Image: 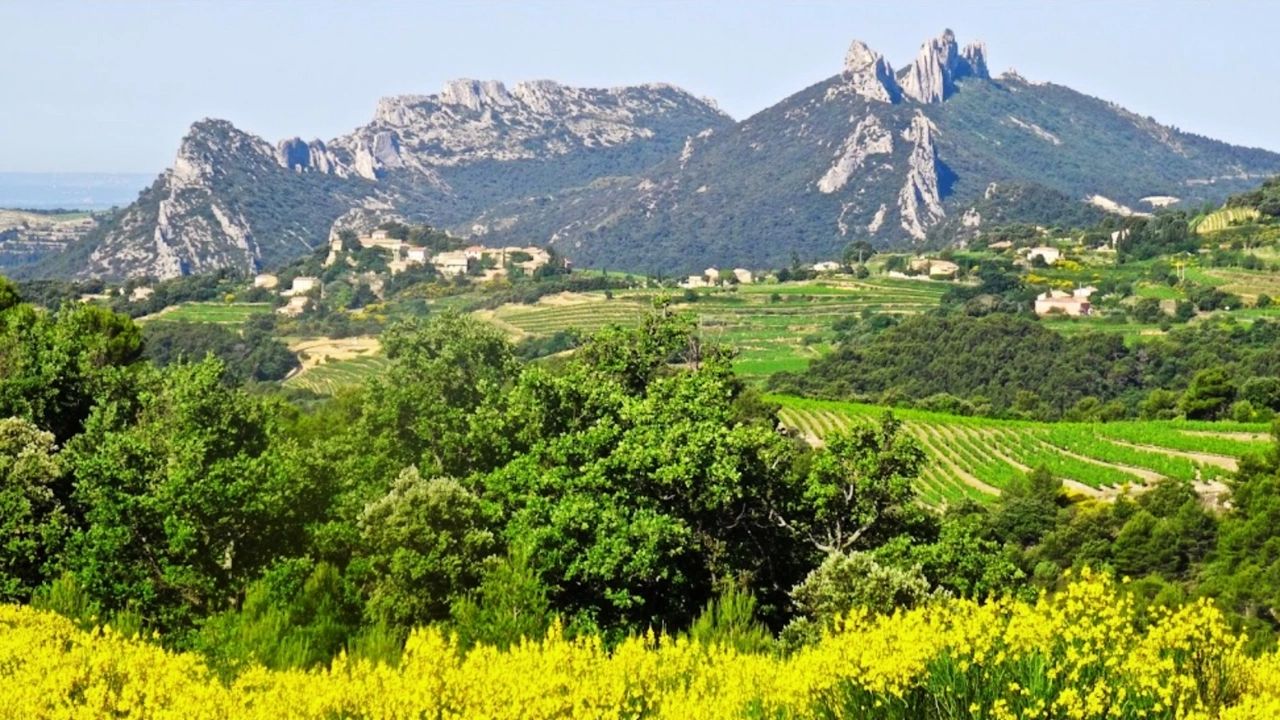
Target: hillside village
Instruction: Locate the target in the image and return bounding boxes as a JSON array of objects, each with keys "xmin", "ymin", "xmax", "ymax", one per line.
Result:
[{"xmin": 67, "ymin": 192, "xmax": 1280, "ymax": 341}]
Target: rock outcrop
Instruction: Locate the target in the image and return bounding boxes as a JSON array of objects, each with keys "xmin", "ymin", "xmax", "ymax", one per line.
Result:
[
  {"xmin": 77, "ymin": 81, "xmax": 730, "ymax": 279},
  {"xmin": 841, "ymin": 41, "xmax": 900, "ymax": 103},
  {"xmin": 898, "ymin": 29, "xmax": 987, "ymax": 104},
  {"xmin": 53, "ymin": 29, "xmax": 1280, "ymax": 280},
  {"xmin": 817, "ymin": 115, "xmax": 894, "ymax": 193},
  {"xmin": 897, "ymin": 112, "xmax": 946, "ymax": 239},
  {"xmin": 960, "ymin": 42, "xmax": 989, "ymax": 79}
]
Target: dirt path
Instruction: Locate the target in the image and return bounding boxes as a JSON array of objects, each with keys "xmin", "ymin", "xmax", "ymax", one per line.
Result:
[
  {"xmin": 973, "ymin": 428, "xmax": 1032, "ymax": 472},
  {"xmin": 1181, "ymin": 430, "xmax": 1270, "ymax": 443},
  {"xmin": 134, "ymin": 305, "xmax": 178, "ymax": 324},
  {"xmin": 472, "ymin": 308, "xmax": 530, "ymax": 339},
  {"xmin": 980, "ymin": 428, "xmax": 1143, "ymax": 501},
  {"xmin": 1106, "ymin": 439, "xmax": 1238, "ymax": 472}
]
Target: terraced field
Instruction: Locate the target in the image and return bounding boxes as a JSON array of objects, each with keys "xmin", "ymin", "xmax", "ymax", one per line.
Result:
[
  {"xmin": 487, "ymin": 297, "xmax": 650, "ymax": 335},
  {"xmin": 283, "ymin": 356, "xmax": 390, "ymax": 395},
  {"xmin": 1195, "ymin": 207, "xmax": 1261, "ymax": 234},
  {"xmin": 480, "ymin": 277, "xmax": 952, "ymax": 379},
  {"xmin": 772, "ymin": 395, "xmax": 1270, "ymax": 508},
  {"xmin": 144, "ymin": 302, "xmax": 273, "ymax": 324}
]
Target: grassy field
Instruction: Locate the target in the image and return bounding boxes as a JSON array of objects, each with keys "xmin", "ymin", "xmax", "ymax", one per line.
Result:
[
  {"xmin": 478, "ymin": 277, "xmax": 952, "ymax": 379},
  {"xmin": 770, "ymin": 395, "xmax": 1270, "ymax": 508},
  {"xmin": 145, "ymin": 302, "xmax": 273, "ymax": 325}
]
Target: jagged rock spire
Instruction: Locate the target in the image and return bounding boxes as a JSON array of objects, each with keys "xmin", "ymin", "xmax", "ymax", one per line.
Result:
[
  {"xmin": 960, "ymin": 42, "xmax": 989, "ymax": 79},
  {"xmin": 899, "ymin": 29, "xmax": 987, "ymax": 104},
  {"xmin": 842, "ymin": 40, "xmax": 901, "ymax": 103}
]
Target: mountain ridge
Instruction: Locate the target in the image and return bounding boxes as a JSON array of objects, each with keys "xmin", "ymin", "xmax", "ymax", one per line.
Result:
[{"xmin": 24, "ymin": 29, "xmax": 1280, "ymax": 279}]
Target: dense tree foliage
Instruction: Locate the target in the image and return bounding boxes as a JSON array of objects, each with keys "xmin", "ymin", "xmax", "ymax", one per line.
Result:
[
  {"xmin": 142, "ymin": 318, "xmax": 298, "ymax": 383},
  {"xmin": 776, "ymin": 312, "xmax": 1280, "ymax": 420},
  {"xmin": 8, "ymin": 274, "xmax": 1280, "ymax": 672}
]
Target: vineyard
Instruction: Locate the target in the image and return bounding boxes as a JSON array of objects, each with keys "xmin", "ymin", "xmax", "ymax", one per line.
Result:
[
  {"xmin": 284, "ymin": 356, "xmax": 390, "ymax": 395},
  {"xmin": 1194, "ymin": 206, "xmax": 1262, "ymax": 234},
  {"xmin": 772, "ymin": 395, "xmax": 1271, "ymax": 506},
  {"xmin": 482, "ymin": 278, "xmax": 951, "ymax": 378}
]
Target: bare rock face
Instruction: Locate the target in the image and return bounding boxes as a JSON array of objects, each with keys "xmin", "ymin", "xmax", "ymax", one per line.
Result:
[
  {"xmin": 276, "ymin": 137, "xmax": 340, "ymax": 174},
  {"xmin": 818, "ymin": 115, "xmax": 894, "ymax": 193},
  {"xmin": 841, "ymin": 40, "xmax": 901, "ymax": 103},
  {"xmin": 899, "ymin": 30, "xmax": 987, "ymax": 104},
  {"xmin": 88, "ymin": 119, "xmax": 272, "ymax": 277},
  {"xmin": 897, "ymin": 111, "xmax": 946, "ymax": 239},
  {"xmin": 960, "ymin": 42, "xmax": 989, "ymax": 79},
  {"xmin": 83, "ymin": 79, "xmax": 730, "ymax": 279}
]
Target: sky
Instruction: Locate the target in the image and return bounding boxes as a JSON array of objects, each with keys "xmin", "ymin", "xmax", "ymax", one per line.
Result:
[{"xmin": 3, "ymin": 0, "xmax": 1278, "ymax": 174}]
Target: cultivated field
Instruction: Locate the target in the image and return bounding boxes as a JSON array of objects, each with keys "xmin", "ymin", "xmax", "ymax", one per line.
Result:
[
  {"xmin": 142, "ymin": 302, "xmax": 273, "ymax": 325},
  {"xmin": 772, "ymin": 395, "xmax": 1270, "ymax": 507},
  {"xmin": 478, "ymin": 277, "xmax": 952, "ymax": 379},
  {"xmin": 283, "ymin": 335, "xmax": 385, "ymax": 395},
  {"xmin": 1195, "ymin": 207, "xmax": 1261, "ymax": 234},
  {"xmin": 283, "ymin": 356, "xmax": 389, "ymax": 395}
]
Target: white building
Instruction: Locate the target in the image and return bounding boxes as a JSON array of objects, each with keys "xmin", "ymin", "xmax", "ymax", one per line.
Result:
[
  {"xmin": 909, "ymin": 258, "xmax": 959, "ymax": 278},
  {"xmin": 432, "ymin": 251, "xmax": 470, "ymax": 277},
  {"xmin": 704, "ymin": 267, "xmax": 721, "ymax": 284},
  {"xmin": 812, "ymin": 261, "xmax": 842, "ymax": 273},
  {"xmin": 1027, "ymin": 246, "xmax": 1061, "ymax": 265},
  {"xmin": 284, "ymin": 276, "xmax": 319, "ymax": 296},
  {"xmin": 927, "ymin": 260, "xmax": 960, "ymax": 278},
  {"xmin": 1035, "ymin": 289, "xmax": 1090, "ymax": 316},
  {"xmin": 253, "ymin": 273, "xmax": 279, "ymax": 289},
  {"xmin": 129, "ymin": 286, "xmax": 154, "ymax": 302},
  {"xmin": 732, "ymin": 268, "xmax": 754, "ymax": 284},
  {"xmin": 405, "ymin": 247, "xmax": 430, "ymax": 264}
]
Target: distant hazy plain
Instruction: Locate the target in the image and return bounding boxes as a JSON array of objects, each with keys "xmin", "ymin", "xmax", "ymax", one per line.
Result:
[{"xmin": 0, "ymin": 173, "xmax": 151, "ymax": 210}]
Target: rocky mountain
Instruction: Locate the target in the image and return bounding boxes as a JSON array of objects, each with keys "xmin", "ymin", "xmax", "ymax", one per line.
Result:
[
  {"xmin": 46, "ymin": 80, "xmax": 729, "ymax": 279},
  {"xmin": 464, "ymin": 30, "xmax": 1280, "ymax": 273},
  {"xmin": 35, "ymin": 29, "xmax": 1280, "ymax": 279}
]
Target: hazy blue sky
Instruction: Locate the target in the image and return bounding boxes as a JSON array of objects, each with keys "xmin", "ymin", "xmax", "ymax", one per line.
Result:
[{"xmin": 3, "ymin": 1, "xmax": 1277, "ymax": 173}]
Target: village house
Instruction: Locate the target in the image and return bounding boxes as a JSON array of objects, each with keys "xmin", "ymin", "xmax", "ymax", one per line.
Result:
[
  {"xmin": 253, "ymin": 273, "xmax": 279, "ymax": 289},
  {"xmin": 909, "ymin": 257, "xmax": 960, "ymax": 278},
  {"xmin": 283, "ymin": 276, "xmax": 319, "ymax": 296},
  {"xmin": 405, "ymin": 247, "xmax": 430, "ymax": 264},
  {"xmin": 129, "ymin": 286, "xmax": 154, "ymax": 302},
  {"xmin": 680, "ymin": 275, "xmax": 710, "ymax": 289},
  {"xmin": 323, "ymin": 236, "xmax": 344, "ymax": 267},
  {"xmin": 357, "ymin": 230, "xmax": 404, "ymax": 253},
  {"xmin": 1026, "ymin": 246, "xmax": 1061, "ymax": 265},
  {"xmin": 927, "ymin": 260, "xmax": 960, "ymax": 278},
  {"xmin": 812, "ymin": 261, "xmax": 842, "ymax": 273},
  {"xmin": 432, "ymin": 250, "xmax": 471, "ymax": 277},
  {"xmin": 704, "ymin": 267, "xmax": 721, "ymax": 284},
  {"xmin": 732, "ymin": 268, "xmax": 754, "ymax": 284},
  {"xmin": 1034, "ymin": 289, "xmax": 1091, "ymax": 316}
]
